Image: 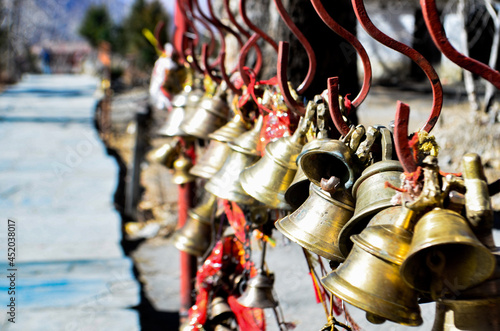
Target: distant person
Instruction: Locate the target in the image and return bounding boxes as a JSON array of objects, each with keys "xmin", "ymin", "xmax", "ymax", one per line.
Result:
[{"xmin": 40, "ymin": 48, "xmax": 51, "ymax": 74}]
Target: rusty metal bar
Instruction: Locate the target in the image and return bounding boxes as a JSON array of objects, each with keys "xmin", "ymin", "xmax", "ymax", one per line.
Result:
[
  {"xmin": 394, "ymin": 101, "xmax": 418, "ymax": 173},
  {"xmin": 327, "ymin": 77, "xmax": 351, "ymax": 136},
  {"xmin": 239, "ymin": 0, "xmax": 279, "ymax": 52},
  {"xmin": 352, "ymin": 0, "xmax": 442, "ymax": 133},
  {"xmin": 421, "ymin": 0, "xmax": 500, "ymax": 90}
]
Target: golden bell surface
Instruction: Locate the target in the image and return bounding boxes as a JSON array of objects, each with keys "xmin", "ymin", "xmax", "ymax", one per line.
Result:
[
  {"xmin": 432, "ymin": 296, "xmax": 500, "ymax": 331},
  {"xmin": 147, "ymin": 139, "xmax": 179, "ymax": 169},
  {"xmin": 172, "ymin": 154, "xmax": 196, "ymax": 185},
  {"xmin": 284, "ymin": 137, "xmax": 327, "ymax": 210},
  {"xmin": 209, "ymin": 296, "xmax": 233, "ymax": 322},
  {"xmin": 276, "ymin": 183, "xmax": 354, "ymax": 262},
  {"xmin": 400, "ymin": 208, "xmax": 496, "ymax": 295},
  {"xmin": 180, "ymin": 93, "xmax": 229, "ymax": 139},
  {"xmin": 172, "ymin": 193, "xmax": 217, "ymax": 256},
  {"xmin": 190, "ymin": 115, "xmax": 248, "ymax": 179},
  {"xmin": 338, "ymin": 159, "xmax": 403, "ymax": 257},
  {"xmin": 322, "ymin": 206, "xmax": 422, "ymax": 326},
  {"xmin": 299, "ymin": 139, "xmax": 356, "ymax": 191},
  {"xmin": 237, "ymin": 271, "xmax": 278, "ymax": 308},
  {"xmin": 239, "ymin": 122, "xmax": 309, "ymax": 210},
  {"xmin": 205, "ymin": 116, "xmax": 264, "ymax": 204}
]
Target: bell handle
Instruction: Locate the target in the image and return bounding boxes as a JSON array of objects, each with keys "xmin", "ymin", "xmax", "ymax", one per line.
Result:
[{"xmin": 379, "ymin": 127, "xmax": 394, "ymax": 161}]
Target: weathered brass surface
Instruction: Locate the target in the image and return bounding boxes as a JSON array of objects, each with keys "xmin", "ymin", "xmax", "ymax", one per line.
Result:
[
  {"xmin": 338, "ymin": 159, "xmax": 403, "ymax": 257},
  {"xmin": 172, "ymin": 193, "xmax": 218, "ymax": 256},
  {"xmin": 205, "ymin": 116, "xmax": 264, "ymax": 204},
  {"xmin": 180, "ymin": 93, "xmax": 229, "ymax": 139},
  {"xmin": 322, "ymin": 206, "xmax": 423, "ymax": 326},
  {"xmin": 207, "ymin": 114, "xmax": 248, "ymax": 143},
  {"xmin": 432, "ymin": 296, "xmax": 500, "ymax": 331},
  {"xmin": 172, "ymin": 153, "xmax": 196, "ymax": 184},
  {"xmin": 299, "ymin": 139, "xmax": 356, "ymax": 191},
  {"xmin": 237, "ymin": 271, "xmax": 278, "ymax": 308},
  {"xmin": 146, "ymin": 139, "xmax": 179, "ymax": 169},
  {"xmin": 400, "ymin": 208, "xmax": 496, "ymax": 295},
  {"xmin": 276, "ymin": 182, "xmax": 354, "ymax": 262},
  {"xmin": 157, "ymin": 88, "xmax": 203, "ymax": 136},
  {"xmin": 240, "ymin": 113, "xmax": 312, "ymax": 210},
  {"xmin": 209, "ymin": 296, "xmax": 233, "ymax": 322}
]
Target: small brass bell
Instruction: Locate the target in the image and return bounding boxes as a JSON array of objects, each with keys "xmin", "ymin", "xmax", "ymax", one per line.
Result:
[
  {"xmin": 190, "ymin": 115, "xmax": 248, "ymax": 179},
  {"xmin": 237, "ymin": 270, "xmax": 278, "ymax": 309},
  {"xmin": 172, "ymin": 192, "xmax": 218, "ymax": 256},
  {"xmin": 239, "ymin": 104, "xmax": 314, "ymax": 209},
  {"xmin": 276, "ymin": 182, "xmax": 354, "ymax": 262},
  {"xmin": 180, "ymin": 88, "xmax": 230, "ymax": 139},
  {"xmin": 171, "ymin": 153, "xmax": 196, "ymax": 185},
  {"xmin": 322, "ymin": 206, "xmax": 423, "ymax": 326},
  {"xmin": 209, "ymin": 297, "xmax": 234, "ymax": 324},
  {"xmin": 156, "ymin": 87, "xmax": 204, "ymax": 136},
  {"xmin": 400, "ymin": 208, "xmax": 496, "ymax": 296},
  {"xmin": 147, "ymin": 138, "xmax": 179, "ymax": 169},
  {"xmin": 338, "ymin": 127, "xmax": 403, "ymax": 257},
  {"xmin": 205, "ymin": 115, "xmax": 264, "ymax": 205}
]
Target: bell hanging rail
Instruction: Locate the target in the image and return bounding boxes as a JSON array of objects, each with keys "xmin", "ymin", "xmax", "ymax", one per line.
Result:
[
  {"xmin": 274, "ymin": 0, "xmax": 317, "ymax": 116},
  {"xmin": 310, "ymin": 0, "xmax": 372, "ymax": 136},
  {"xmin": 421, "ymin": 0, "xmax": 500, "ymax": 90},
  {"xmin": 351, "ymin": 0, "xmax": 443, "ymax": 134}
]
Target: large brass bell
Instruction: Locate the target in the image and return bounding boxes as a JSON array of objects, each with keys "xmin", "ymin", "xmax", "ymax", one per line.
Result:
[
  {"xmin": 237, "ymin": 270, "xmax": 277, "ymax": 309},
  {"xmin": 276, "ymin": 183, "xmax": 354, "ymax": 262},
  {"xmin": 180, "ymin": 88, "xmax": 230, "ymax": 139},
  {"xmin": 209, "ymin": 296, "xmax": 234, "ymax": 324},
  {"xmin": 239, "ymin": 105, "xmax": 314, "ymax": 209},
  {"xmin": 172, "ymin": 192, "xmax": 218, "ymax": 256},
  {"xmin": 400, "ymin": 208, "xmax": 496, "ymax": 295},
  {"xmin": 205, "ymin": 115, "xmax": 264, "ymax": 205},
  {"xmin": 156, "ymin": 86, "xmax": 204, "ymax": 136},
  {"xmin": 190, "ymin": 115, "xmax": 248, "ymax": 178},
  {"xmin": 322, "ymin": 206, "xmax": 423, "ymax": 326},
  {"xmin": 171, "ymin": 153, "xmax": 196, "ymax": 185},
  {"xmin": 338, "ymin": 127, "xmax": 403, "ymax": 257}
]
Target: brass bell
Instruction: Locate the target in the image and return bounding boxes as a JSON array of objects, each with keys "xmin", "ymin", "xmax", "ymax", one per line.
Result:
[
  {"xmin": 322, "ymin": 206, "xmax": 423, "ymax": 326},
  {"xmin": 205, "ymin": 115, "xmax": 264, "ymax": 205},
  {"xmin": 237, "ymin": 270, "xmax": 278, "ymax": 308},
  {"xmin": 190, "ymin": 115, "xmax": 248, "ymax": 179},
  {"xmin": 171, "ymin": 153, "xmax": 196, "ymax": 185},
  {"xmin": 146, "ymin": 138, "xmax": 179, "ymax": 169},
  {"xmin": 156, "ymin": 87, "xmax": 204, "ymax": 136},
  {"xmin": 276, "ymin": 182, "xmax": 355, "ymax": 262},
  {"xmin": 209, "ymin": 296, "xmax": 234, "ymax": 324},
  {"xmin": 338, "ymin": 127, "xmax": 403, "ymax": 257},
  {"xmin": 239, "ymin": 106, "xmax": 314, "ymax": 210},
  {"xmin": 172, "ymin": 192, "xmax": 218, "ymax": 256},
  {"xmin": 180, "ymin": 88, "xmax": 230, "ymax": 139},
  {"xmin": 400, "ymin": 207, "xmax": 496, "ymax": 296}
]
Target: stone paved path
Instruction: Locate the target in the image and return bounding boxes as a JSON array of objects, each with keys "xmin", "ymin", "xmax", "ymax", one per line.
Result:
[{"xmin": 0, "ymin": 74, "xmax": 140, "ymax": 330}]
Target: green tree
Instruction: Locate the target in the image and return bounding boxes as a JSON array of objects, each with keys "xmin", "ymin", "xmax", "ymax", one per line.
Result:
[
  {"xmin": 121, "ymin": 0, "xmax": 170, "ymax": 70},
  {"xmin": 78, "ymin": 5, "xmax": 115, "ymax": 48}
]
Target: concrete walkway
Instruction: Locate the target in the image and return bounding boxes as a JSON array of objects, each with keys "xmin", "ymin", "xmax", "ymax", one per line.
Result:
[{"xmin": 0, "ymin": 74, "xmax": 140, "ymax": 330}]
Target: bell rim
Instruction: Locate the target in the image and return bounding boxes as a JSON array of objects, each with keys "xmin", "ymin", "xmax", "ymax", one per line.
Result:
[
  {"xmin": 189, "ymin": 164, "xmax": 220, "ymax": 179},
  {"xmin": 284, "ymin": 179, "xmax": 310, "ymax": 210},
  {"xmin": 240, "ymin": 169, "xmax": 293, "ymax": 210},
  {"xmin": 172, "ymin": 231, "xmax": 208, "ymax": 256},
  {"xmin": 205, "ymin": 179, "xmax": 257, "ymax": 205},
  {"xmin": 321, "ymin": 272, "xmax": 423, "ymax": 326},
  {"xmin": 275, "ymin": 216, "xmax": 345, "ymax": 262}
]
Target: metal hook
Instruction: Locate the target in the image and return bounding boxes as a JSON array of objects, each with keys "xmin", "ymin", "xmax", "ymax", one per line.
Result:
[
  {"xmin": 394, "ymin": 101, "xmax": 418, "ymax": 173},
  {"xmin": 351, "ymin": 0, "xmax": 443, "ymax": 133},
  {"xmin": 274, "ymin": 0, "xmax": 317, "ymax": 116},
  {"xmin": 238, "ymin": 33, "xmax": 261, "ymax": 85},
  {"xmin": 421, "ymin": 0, "xmax": 500, "ymax": 89},
  {"xmin": 239, "ymin": 0, "xmax": 279, "ymax": 52},
  {"xmin": 327, "ymin": 77, "xmax": 351, "ymax": 136},
  {"xmin": 310, "ymin": 0, "xmax": 372, "ymax": 110},
  {"xmin": 154, "ymin": 21, "xmax": 166, "ymax": 53}
]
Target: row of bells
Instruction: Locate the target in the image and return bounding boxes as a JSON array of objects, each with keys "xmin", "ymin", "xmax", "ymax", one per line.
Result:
[{"xmin": 153, "ymin": 86, "xmax": 499, "ymax": 329}]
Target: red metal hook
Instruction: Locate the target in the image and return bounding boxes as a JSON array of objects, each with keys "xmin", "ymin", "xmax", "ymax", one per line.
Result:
[
  {"xmin": 239, "ymin": 0, "xmax": 279, "ymax": 52},
  {"xmin": 310, "ymin": 0, "xmax": 372, "ymax": 111},
  {"xmin": 421, "ymin": 0, "xmax": 500, "ymax": 89},
  {"xmin": 238, "ymin": 33, "xmax": 261, "ymax": 85},
  {"xmin": 327, "ymin": 77, "xmax": 351, "ymax": 136},
  {"xmin": 274, "ymin": 0, "xmax": 317, "ymax": 116},
  {"xmin": 352, "ymin": 0, "xmax": 443, "ymax": 134},
  {"xmin": 394, "ymin": 101, "xmax": 418, "ymax": 173}
]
